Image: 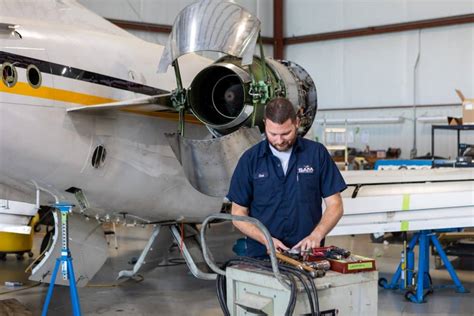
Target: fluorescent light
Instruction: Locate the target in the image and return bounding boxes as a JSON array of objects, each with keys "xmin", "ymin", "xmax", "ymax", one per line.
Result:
[
  {"xmin": 416, "ymin": 116, "xmax": 447, "ymax": 123},
  {"xmin": 315, "ymin": 117, "xmax": 404, "ymax": 125}
]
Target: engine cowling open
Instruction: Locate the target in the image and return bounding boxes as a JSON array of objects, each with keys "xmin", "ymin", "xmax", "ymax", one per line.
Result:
[
  {"xmin": 188, "ymin": 56, "xmax": 317, "ymax": 136},
  {"xmin": 159, "ymin": 0, "xmax": 319, "ymax": 197}
]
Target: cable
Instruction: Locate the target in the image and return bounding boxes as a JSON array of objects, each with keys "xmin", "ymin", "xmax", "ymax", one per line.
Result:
[
  {"xmin": 279, "ymin": 264, "xmax": 315, "ymax": 315},
  {"xmin": 278, "ymin": 263, "xmax": 319, "ymax": 315},
  {"xmin": 216, "ymin": 274, "xmax": 229, "ymax": 315}
]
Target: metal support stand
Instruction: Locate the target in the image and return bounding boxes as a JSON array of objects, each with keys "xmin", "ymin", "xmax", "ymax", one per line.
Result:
[
  {"xmin": 379, "ymin": 230, "xmax": 469, "ymax": 303},
  {"xmin": 41, "ymin": 203, "xmax": 81, "ymax": 316},
  {"xmin": 117, "ymin": 225, "xmax": 161, "ymax": 279}
]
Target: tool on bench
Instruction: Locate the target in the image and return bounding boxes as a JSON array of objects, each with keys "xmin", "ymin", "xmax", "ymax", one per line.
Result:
[{"xmin": 275, "ymin": 252, "xmax": 326, "ymax": 278}]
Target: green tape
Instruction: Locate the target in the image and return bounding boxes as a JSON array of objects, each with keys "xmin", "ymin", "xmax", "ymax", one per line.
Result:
[
  {"xmin": 401, "ymin": 221, "xmax": 409, "ymax": 231},
  {"xmin": 348, "ymin": 262, "xmax": 373, "ymax": 270},
  {"xmin": 402, "ymin": 194, "xmax": 410, "ymax": 211}
]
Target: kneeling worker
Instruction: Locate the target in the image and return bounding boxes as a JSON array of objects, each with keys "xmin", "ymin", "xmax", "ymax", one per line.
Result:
[{"xmin": 227, "ymin": 97, "xmax": 347, "ymax": 257}]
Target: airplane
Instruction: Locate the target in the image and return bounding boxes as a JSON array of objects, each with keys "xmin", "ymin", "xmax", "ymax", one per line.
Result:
[
  {"xmin": 1, "ymin": 0, "xmax": 473, "ymax": 288},
  {"xmin": 0, "ymin": 0, "xmax": 318, "ymax": 285}
]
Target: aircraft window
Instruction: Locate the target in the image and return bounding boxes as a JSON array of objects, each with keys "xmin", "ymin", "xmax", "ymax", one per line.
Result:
[
  {"xmin": 27, "ymin": 64, "xmax": 42, "ymax": 88},
  {"xmin": 92, "ymin": 145, "xmax": 107, "ymax": 168},
  {"xmin": 1, "ymin": 62, "xmax": 17, "ymax": 88}
]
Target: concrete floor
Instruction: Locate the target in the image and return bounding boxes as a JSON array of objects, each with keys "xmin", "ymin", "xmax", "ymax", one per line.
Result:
[{"xmin": 1, "ymin": 223, "xmax": 473, "ymax": 316}]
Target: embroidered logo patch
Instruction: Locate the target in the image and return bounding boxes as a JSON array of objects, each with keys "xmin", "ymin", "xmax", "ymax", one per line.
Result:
[
  {"xmin": 254, "ymin": 171, "xmax": 268, "ymax": 179},
  {"xmin": 297, "ymin": 165, "xmax": 314, "ymax": 174}
]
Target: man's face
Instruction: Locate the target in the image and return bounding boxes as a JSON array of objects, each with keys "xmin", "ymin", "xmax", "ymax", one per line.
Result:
[{"xmin": 264, "ymin": 118, "xmax": 299, "ymax": 152}]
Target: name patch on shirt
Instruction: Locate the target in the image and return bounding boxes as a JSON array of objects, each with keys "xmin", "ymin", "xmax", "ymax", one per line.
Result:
[
  {"xmin": 297, "ymin": 165, "xmax": 314, "ymax": 174},
  {"xmin": 254, "ymin": 171, "xmax": 269, "ymax": 179}
]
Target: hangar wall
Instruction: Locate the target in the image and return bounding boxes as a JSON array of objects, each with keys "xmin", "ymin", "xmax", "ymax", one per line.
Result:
[{"xmin": 79, "ymin": 0, "xmax": 474, "ymax": 159}]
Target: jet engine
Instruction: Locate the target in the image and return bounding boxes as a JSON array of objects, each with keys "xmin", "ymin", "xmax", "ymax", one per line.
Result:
[
  {"xmin": 188, "ymin": 56, "xmax": 317, "ymax": 137},
  {"xmin": 159, "ymin": 0, "xmax": 318, "ymax": 197}
]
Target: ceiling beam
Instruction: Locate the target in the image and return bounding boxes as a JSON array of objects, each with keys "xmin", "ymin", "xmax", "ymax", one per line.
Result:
[
  {"xmin": 284, "ymin": 13, "xmax": 474, "ymax": 45},
  {"xmin": 108, "ymin": 18, "xmax": 172, "ymax": 33},
  {"xmin": 107, "ymin": 13, "xmax": 474, "ymax": 47}
]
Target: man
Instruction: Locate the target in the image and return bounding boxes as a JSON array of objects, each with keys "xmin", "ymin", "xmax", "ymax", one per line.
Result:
[{"xmin": 227, "ymin": 97, "xmax": 346, "ymax": 257}]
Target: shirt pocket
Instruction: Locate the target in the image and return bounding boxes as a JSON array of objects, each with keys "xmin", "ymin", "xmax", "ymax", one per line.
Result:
[{"xmin": 297, "ymin": 173, "xmax": 318, "ymax": 205}]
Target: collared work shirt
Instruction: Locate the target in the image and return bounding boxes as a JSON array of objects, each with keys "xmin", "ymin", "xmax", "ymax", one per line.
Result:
[{"xmin": 227, "ymin": 137, "xmax": 347, "ymax": 257}]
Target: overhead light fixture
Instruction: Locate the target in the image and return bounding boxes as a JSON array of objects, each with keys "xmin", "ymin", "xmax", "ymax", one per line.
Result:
[
  {"xmin": 314, "ymin": 117, "xmax": 404, "ymax": 125},
  {"xmin": 416, "ymin": 116, "xmax": 448, "ymax": 123}
]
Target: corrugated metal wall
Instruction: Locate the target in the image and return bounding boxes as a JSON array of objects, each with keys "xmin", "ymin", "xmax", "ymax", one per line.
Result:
[{"xmin": 79, "ymin": 0, "xmax": 474, "ymax": 159}]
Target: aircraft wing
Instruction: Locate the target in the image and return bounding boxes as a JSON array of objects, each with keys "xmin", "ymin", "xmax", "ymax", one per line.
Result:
[{"xmin": 67, "ymin": 93, "xmax": 175, "ymax": 113}]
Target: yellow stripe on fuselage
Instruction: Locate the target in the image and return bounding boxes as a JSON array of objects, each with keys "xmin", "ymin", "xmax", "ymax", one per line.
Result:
[
  {"xmin": 0, "ymin": 81, "xmax": 202, "ymax": 124},
  {"xmin": 0, "ymin": 81, "xmax": 115, "ymax": 105}
]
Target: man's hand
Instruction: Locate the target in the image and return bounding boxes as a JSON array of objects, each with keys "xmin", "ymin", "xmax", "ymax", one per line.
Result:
[
  {"xmin": 292, "ymin": 192, "xmax": 343, "ymax": 253},
  {"xmin": 267, "ymin": 237, "xmax": 289, "ymax": 253},
  {"xmin": 292, "ymin": 231, "xmax": 324, "ymax": 252}
]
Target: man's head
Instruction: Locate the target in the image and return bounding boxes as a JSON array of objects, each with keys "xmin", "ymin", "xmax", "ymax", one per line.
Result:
[{"xmin": 264, "ymin": 98, "xmax": 300, "ymax": 152}]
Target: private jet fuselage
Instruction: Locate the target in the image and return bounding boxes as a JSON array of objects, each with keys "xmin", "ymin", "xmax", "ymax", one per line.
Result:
[{"xmin": 0, "ymin": 3, "xmax": 224, "ymax": 223}]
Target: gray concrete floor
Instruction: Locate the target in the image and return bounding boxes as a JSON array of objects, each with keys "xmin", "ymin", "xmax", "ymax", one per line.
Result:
[{"xmin": 1, "ymin": 223, "xmax": 473, "ymax": 315}]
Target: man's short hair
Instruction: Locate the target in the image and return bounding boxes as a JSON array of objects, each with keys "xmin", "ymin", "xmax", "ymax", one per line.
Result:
[{"xmin": 264, "ymin": 97, "xmax": 297, "ymax": 124}]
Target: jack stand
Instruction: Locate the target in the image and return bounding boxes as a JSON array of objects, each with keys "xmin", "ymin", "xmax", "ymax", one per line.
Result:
[
  {"xmin": 379, "ymin": 230, "xmax": 469, "ymax": 303},
  {"xmin": 41, "ymin": 203, "xmax": 82, "ymax": 316}
]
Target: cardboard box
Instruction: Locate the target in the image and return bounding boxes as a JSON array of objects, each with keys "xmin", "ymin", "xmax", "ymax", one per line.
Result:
[
  {"xmin": 447, "ymin": 116, "xmax": 463, "ymax": 126},
  {"xmin": 455, "ymin": 89, "xmax": 474, "ymax": 125}
]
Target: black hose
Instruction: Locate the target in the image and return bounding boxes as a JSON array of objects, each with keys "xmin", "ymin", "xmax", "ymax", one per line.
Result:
[
  {"xmin": 216, "ymin": 274, "xmax": 230, "ymax": 316},
  {"xmin": 277, "ymin": 263, "xmax": 319, "ymax": 315}
]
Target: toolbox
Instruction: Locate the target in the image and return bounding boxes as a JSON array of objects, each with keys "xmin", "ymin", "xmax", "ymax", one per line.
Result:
[
  {"xmin": 328, "ymin": 255, "xmax": 377, "ymax": 274},
  {"xmin": 302, "ymin": 246, "xmax": 377, "ymax": 274}
]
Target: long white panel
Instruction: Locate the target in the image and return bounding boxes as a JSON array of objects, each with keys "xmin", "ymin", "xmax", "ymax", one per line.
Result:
[
  {"xmin": 331, "ymin": 213, "xmax": 473, "ymax": 236},
  {"xmin": 329, "ymin": 169, "xmax": 474, "ymax": 236}
]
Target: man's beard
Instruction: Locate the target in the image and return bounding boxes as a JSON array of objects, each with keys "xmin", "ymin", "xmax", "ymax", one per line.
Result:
[{"xmin": 267, "ymin": 134, "xmax": 297, "ymax": 152}]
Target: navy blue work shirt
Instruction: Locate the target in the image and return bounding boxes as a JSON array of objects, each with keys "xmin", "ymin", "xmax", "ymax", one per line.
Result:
[{"xmin": 227, "ymin": 137, "xmax": 347, "ymax": 257}]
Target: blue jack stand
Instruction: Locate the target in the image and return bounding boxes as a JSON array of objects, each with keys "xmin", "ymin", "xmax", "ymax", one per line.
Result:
[
  {"xmin": 379, "ymin": 230, "xmax": 469, "ymax": 303},
  {"xmin": 41, "ymin": 203, "xmax": 82, "ymax": 316}
]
